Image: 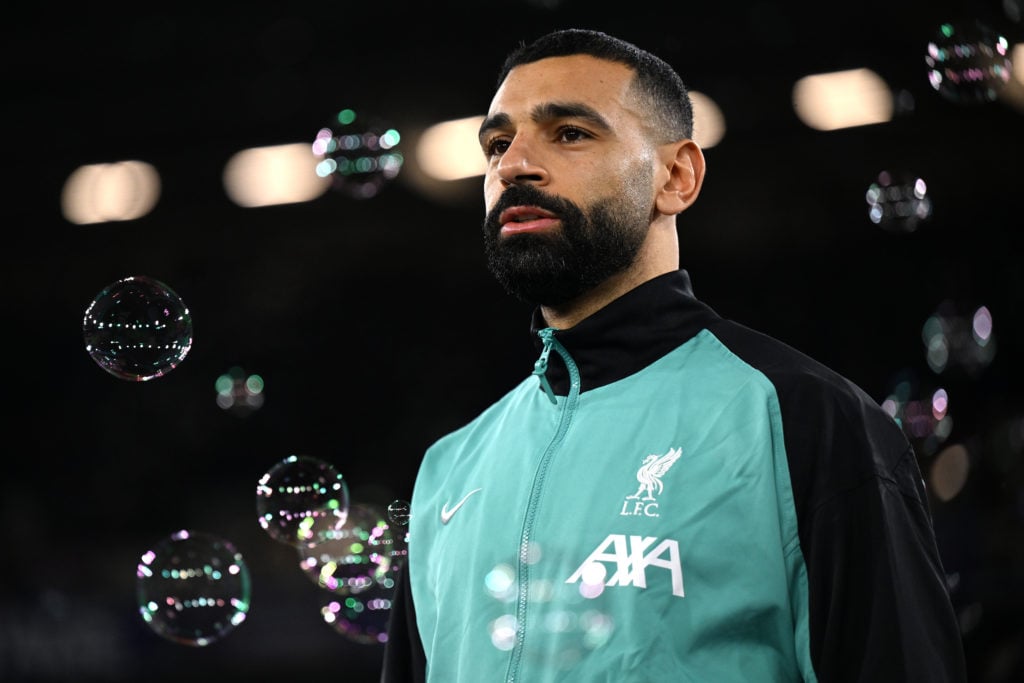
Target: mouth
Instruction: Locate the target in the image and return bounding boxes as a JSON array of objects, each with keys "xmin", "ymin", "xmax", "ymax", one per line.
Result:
[{"xmin": 498, "ymin": 206, "xmax": 560, "ymax": 235}]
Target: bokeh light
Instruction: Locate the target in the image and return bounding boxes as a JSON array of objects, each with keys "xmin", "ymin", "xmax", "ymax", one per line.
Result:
[
  {"xmin": 490, "ymin": 614, "xmax": 518, "ymax": 651},
  {"xmin": 297, "ymin": 502, "xmax": 393, "ymax": 594},
  {"xmin": 415, "ymin": 115, "xmax": 487, "ymax": 181},
  {"xmin": 82, "ymin": 275, "xmax": 193, "ymax": 381},
  {"xmin": 929, "ymin": 443, "xmax": 971, "ymax": 502},
  {"xmin": 214, "ymin": 366, "xmax": 265, "ymax": 417},
  {"xmin": 865, "ymin": 169, "xmax": 932, "ymax": 232},
  {"xmin": 222, "ymin": 143, "xmax": 331, "ymax": 208},
  {"xmin": 921, "ymin": 301, "xmax": 997, "ymax": 377},
  {"xmin": 312, "ymin": 108, "xmax": 404, "ymax": 199},
  {"xmin": 484, "ymin": 563, "xmax": 517, "ymax": 602},
  {"xmin": 136, "ymin": 529, "xmax": 251, "ymax": 647},
  {"xmin": 61, "ymin": 160, "xmax": 161, "ymax": 225},
  {"xmin": 256, "ymin": 455, "xmax": 350, "ymax": 547},
  {"xmin": 577, "ymin": 562, "xmax": 608, "ymax": 599},
  {"xmin": 881, "ymin": 371, "xmax": 954, "ymax": 456},
  {"xmin": 792, "ymin": 68, "xmax": 893, "ymax": 131},
  {"xmin": 481, "ymin": 547, "xmax": 618, "ymax": 666},
  {"xmin": 925, "ymin": 20, "xmax": 1013, "ymax": 104},
  {"xmin": 689, "ymin": 90, "xmax": 727, "ymax": 147}
]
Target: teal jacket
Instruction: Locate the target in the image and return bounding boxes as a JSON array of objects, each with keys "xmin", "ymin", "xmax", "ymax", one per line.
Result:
[{"xmin": 383, "ymin": 270, "xmax": 966, "ymax": 682}]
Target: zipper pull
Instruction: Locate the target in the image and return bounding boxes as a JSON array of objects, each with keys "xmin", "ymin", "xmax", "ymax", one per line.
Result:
[{"xmin": 533, "ymin": 328, "xmax": 558, "ymax": 405}]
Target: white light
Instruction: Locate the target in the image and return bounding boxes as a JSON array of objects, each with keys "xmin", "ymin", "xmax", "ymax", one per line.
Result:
[
  {"xmin": 61, "ymin": 160, "xmax": 161, "ymax": 224},
  {"xmin": 792, "ymin": 68, "xmax": 894, "ymax": 131},
  {"xmin": 416, "ymin": 116, "xmax": 487, "ymax": 181},
  {"xmin": 223, "ymin": 143, "xmax": 331, "ymax": 208},
  {"xmin": 689, "ymin": 90, "xmax": 726, "ymax": 148}
]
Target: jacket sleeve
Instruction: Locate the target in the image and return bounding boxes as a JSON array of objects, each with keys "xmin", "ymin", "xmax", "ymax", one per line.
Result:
[
  {"xmin": 706, "ymin": 318, "xmax": 967, "ymax": 681},
  {"xmin": 799, "ymin": 411, "xmax": 968, "ymax": 681},
  {"xmin": 380, "ymin": 564, "xmax": 427, "ymax": 683}
]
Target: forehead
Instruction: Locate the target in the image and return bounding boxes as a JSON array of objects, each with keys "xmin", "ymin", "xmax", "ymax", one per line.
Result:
[{"xmin": 488, "ymin": 54, "xmax": 637, "ymax": 118}]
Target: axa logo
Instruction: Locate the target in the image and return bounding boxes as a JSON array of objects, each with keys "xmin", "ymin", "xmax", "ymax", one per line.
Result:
[
  {"xmin": 620, "ymin": 446, "xmax": 682, "ymax": 518},
  {"xmin": 566, "ymin": 534, "xmax": 685, "ymax": 597}
]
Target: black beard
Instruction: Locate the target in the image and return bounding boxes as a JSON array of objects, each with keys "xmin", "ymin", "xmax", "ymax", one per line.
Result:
[{"xmin": 482, "ymin": 184, "xmax": 650, "ymax": 307}]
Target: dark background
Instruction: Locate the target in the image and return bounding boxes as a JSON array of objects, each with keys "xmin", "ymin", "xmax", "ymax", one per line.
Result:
[{"xmin": 3, "ymin": 1, "xmax": 1023, "ymax": 681}]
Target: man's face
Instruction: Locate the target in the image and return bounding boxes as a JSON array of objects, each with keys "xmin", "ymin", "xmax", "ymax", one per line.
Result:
[{"xmin": 478, "ymin": 55, "xmax": 659, "ymax": 306}]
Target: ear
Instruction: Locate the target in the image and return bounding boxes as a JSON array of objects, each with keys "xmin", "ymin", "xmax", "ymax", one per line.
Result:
[{"xmin": 655, "ymin": 140, "xmax": 705, "ymax": 216}]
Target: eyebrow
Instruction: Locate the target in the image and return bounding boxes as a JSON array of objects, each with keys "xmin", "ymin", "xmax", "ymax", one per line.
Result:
[{"xmin": 478, "ymin": 102, "xmax": 613, "ymax": 145}]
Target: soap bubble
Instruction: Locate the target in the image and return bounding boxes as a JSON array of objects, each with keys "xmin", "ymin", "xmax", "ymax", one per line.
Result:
[
  {"xmin": 82, "ymin": 275, "xmax": 192, "ymax": 381},
  {"xmin": 316, "ymin": 504, "xmax": 406, "ymax": 645},
  {"xmin": 256, "ymin": 455, "xmax": 350, "ymax": 548},
  {"xmin": 312, "ymin": 107, "xmax": 404, "ymax": 199},
  {"xmin": 320, "ymin": 580, "xmax": 395, "ymax": 645},
  {"xmin": 925, "ymin": 20, "xmax": 1012, "ymax": 104},
  {"xmin": 298, "ymin": 502, "xmax": 394, "ymax": 594},
  {"xmin": 387, "ymin": 499, "xmax": 410, "ymax": 527},
  {"xmin": 136, "ymin": 529, "xmax": 251, "ymax": 647}
]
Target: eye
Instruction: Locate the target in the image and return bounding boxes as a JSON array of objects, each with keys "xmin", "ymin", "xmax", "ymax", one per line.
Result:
[
  {"xmin": 557, "ymin": 126, "xmax": 591, "ymax": 143},
  {"xmin": 484, "ymin": 137, "xmax": 511, "ymax": 157}
]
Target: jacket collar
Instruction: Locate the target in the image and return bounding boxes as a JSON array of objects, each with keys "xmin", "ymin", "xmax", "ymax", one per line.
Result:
[{"xmin": 529, "ymin": 269, "xmax": 720, "ymax": 394}]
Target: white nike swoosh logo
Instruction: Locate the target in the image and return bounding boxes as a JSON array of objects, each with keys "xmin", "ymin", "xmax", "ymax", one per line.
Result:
[{"xmin": 440, "ymin": 488, "xmax": 482, "ymax": 524}]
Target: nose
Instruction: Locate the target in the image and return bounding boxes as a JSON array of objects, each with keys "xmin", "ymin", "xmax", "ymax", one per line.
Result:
[{"xmin": 495, "ymin": 136, "xmax": 548, "ymax": 187}]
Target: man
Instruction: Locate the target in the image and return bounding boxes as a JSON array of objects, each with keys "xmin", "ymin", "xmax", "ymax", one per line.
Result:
[{"xmin": 382, "ymin": 28, "xmax": 966, "ymax": 682}]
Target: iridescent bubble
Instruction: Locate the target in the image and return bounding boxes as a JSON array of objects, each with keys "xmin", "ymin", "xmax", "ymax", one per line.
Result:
[
  {"xmin": 865, "ymin": 169, "xmax": 932, "ymax": 232},
  {"xmin": 320, "ymin": 587, "xmax": 394, "ymax": 645},
  {"xmin": 387, "ymin": 499, "xmax": 410, "ymax": 527},
  {"xmin": 256, "ymin": 455, "xmax": 350, "ymax": 548},
  {"xmin": 136, "ymin": 529, "xmax": 251, "ymax": 647},
  {"xmin": 312, "ymin": 107, "xmax": 404, "ymax": 199},
  {"xmin": 925, "ymin": 20, "xmax": 1012, "ymax": 104},
  {"xmin": 318, "ymin": 526, "xmax": 407, "ymax": 646},
  {"xmin": 82, "ymin": 275, "xmax": 192, "ymax": 381},
  {"xmin": 297, "ymin": 502, "xmax": 393, "ymax": 594}
]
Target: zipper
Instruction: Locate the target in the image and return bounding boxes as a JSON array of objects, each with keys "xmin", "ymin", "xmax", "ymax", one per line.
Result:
[
  {"xmin": 506, "ymin": 327, "xmax": 581, "ymax": 683},
  {"xmin": 531, "ymin": 328, "xmax": 558, "ymax": 404}
]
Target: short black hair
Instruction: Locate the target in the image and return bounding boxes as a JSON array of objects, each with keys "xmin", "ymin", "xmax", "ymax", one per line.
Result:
[{"xmin": 495, "ymin": 28, "xmax": 693, "ymax": 142}]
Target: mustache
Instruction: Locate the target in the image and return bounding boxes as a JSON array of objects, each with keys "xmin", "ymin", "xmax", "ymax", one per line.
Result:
[{"xmin": 485, "ymin": 185, "xmax": 574, "ymax": 228}]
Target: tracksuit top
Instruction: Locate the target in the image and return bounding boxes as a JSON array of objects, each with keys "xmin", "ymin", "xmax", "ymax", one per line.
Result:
[{"xmin": 382, "ymin": 269, "xmax": 966, "ymax": 683}]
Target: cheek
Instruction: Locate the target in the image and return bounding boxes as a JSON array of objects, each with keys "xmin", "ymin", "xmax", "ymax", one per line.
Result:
[{"xmin": 483, "ymin": 176, "xmax": 503, "ymax": 210}]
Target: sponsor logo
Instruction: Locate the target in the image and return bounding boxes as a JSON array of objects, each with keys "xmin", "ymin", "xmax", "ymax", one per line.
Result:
[
  {"xmin": 566, "ymin": 533, "xmax": 685, "ymax": 597},
  {"xmin": 620, "ymin": 446, "xmax": 682, "ymax": 517},
  {"xmin": 440, "ymin": 487, "xmax": 482, "ymax": 524}
]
